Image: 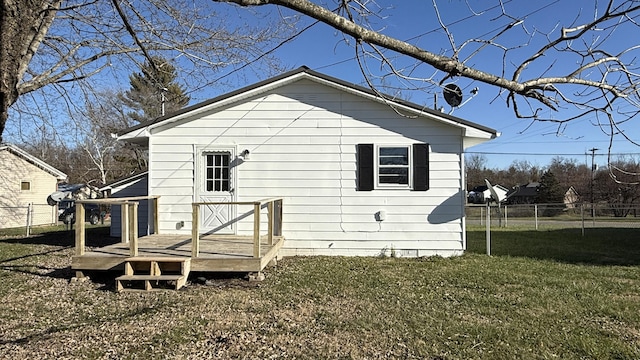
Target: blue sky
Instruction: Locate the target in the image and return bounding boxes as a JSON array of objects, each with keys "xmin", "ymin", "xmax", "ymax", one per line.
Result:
[
  {"xmin": 229, "ymin": 0, "xmax": 640, "ymax": 170},
  {"xmin": 8, "ymin": 0, "xmax": 639, "ymax": 170}
]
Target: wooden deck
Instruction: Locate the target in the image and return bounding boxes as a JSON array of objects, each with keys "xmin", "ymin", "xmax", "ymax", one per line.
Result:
[
  {"xmin": 71, "ymin": 197, "xmax": 285, "ymax": 277},
  {"xmin": 72, "ymin": 234, "xmax": 285, "ymax": 273}
]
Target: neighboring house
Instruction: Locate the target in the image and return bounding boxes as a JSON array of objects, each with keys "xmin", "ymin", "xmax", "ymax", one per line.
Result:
[
  {"xmin": 99, "ymin": 172, "xmax": 152, "ymax": 237},
  {"xmin": 506, "ymin": 182, "xmax": 579, "ymax": 207},
  {"xmin": 0, "ymin": 143, "xmax": 67, "ymax": 228},
  {"xmin": 564, "ymin": 186, "xmax": 580, "ymax": 209},
  {"xmin": 116, "ymin": 67, "xmax": 498, "ymax": 257},
  {"xmin": 506, "ymin": 182, "xmax": 540, "ymax": 204},
  {"xmin": 468, "ymin": 184, "xmax": 508, "ymax": 204}
]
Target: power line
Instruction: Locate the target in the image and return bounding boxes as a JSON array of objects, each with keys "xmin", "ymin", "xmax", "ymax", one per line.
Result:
[{"xmin": 467, "ymin": 151, "xmax": 640, "ymax": 157}]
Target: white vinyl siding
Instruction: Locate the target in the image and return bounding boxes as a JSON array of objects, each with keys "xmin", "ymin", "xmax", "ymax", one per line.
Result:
[{"xmin": 148, "ymin": 78, "xmax": 466, "ymax": 257}]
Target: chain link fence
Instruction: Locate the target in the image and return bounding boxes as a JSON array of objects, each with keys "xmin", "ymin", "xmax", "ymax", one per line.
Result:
[
  {"xmin": 0, "ymin": 203, "xmax": 59, "ymax": 236},
  {"xmin": 466, "ymin": 203, "xmax": 640, "ymax": 230}
]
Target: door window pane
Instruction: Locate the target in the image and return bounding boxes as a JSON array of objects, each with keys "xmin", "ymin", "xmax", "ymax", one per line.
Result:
[{"xmin": 205, "ymin": 153, "xmax": 231, "ymax": 192}]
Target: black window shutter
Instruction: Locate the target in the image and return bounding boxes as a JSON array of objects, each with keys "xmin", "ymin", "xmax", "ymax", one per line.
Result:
[
  {"xmin": 357, "ymin": 144, "xmax": 374, "ymax": 191},
  {"xmin": 413, "ymin": 143, "xmax": 429, "ymax": 191}
]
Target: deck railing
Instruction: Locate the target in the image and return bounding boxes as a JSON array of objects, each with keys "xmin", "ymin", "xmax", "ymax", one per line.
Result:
[
  {"xmin": 74, "ymin": 196, "xmax": 283, "ymax": 260},
  {"xmin": 191, "ymin": 197, "xmax": 284, "ymax": 258},
  {"xmin": 74, "ymin": 196, "xmax": 160, "ymax": 257}
]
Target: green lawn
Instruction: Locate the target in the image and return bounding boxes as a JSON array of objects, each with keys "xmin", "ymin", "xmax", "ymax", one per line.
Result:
[
  {"xmin": 467, "ymin": 225, "xmax": 640, "ymax": 265},
  {"xmin": 0, "ymin": 225, "xmax": 638, "ymax": 359}
]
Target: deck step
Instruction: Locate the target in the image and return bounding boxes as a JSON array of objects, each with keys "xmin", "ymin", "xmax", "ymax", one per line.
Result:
[
  {"xmin": 116, "ymin": 257, "xmax": 191, "ymax": 292},
  {"xmin": 115, "ymin": 274, "xmax": 185, "ymax": 281},
  {"xmin": 124, "ymin": 256, "xmax": 189, "ymax": 263}
]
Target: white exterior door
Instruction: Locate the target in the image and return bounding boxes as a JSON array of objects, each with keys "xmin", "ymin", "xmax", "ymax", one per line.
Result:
[{"xmin": 196, "ymin": 148, "xmax": 236, "ymax": 234}]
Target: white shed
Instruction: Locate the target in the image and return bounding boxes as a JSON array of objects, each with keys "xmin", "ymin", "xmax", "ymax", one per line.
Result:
[
  {"xmin": 100, "ymin": 172, "xmax": 153, "ymax": 237},
  {"xmin": 117, "ymin": 67, "xmax": 499, "ymax": 257}
]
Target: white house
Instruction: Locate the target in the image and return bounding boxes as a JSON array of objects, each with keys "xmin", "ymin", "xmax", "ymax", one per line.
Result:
[
  {"xmin": 0, "ymin": 143, "xmax": 67, "ymax": 228},
  {"xmin": 117, "ymin": 67, "xmax": 499, "ymax": 257}
]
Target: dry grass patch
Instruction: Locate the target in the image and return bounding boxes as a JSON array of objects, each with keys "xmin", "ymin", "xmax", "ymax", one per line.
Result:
[{"xmin": 0, "ymin": 226, "xmax": 639, "ymax": 359}]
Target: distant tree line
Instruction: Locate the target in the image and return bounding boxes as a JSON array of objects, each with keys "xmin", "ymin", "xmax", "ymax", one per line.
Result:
[{"xmin": 466, "ymin": 154, "xmax": 640, "ymax": 216}]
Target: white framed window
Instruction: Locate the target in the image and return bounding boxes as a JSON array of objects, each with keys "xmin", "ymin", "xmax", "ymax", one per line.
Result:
[
  {"xmin": 376, "ymin": 145, "xmax": 411, "ymax": 188},
  {"xmin": 357, "ymin": 143, "xmax": 429, "ymax": 191}
]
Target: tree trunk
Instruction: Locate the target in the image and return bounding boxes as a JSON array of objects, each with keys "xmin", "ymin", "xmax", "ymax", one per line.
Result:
[
  {"xmin": 0, "ymin": 0, "xmax": 60, "ymax": 142},
  {"xmin": 0, "ymin": 1, "xmax": 20, "ymax": 143}
]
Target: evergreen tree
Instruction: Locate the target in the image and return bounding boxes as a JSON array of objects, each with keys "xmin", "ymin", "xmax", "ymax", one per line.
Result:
[
  {"xmin": 537, "ymin": 170, "xmax": 565, "ymax": 216},
  {"xmin": 120, "ymin": 57, "xmax": 190, "ymax": 123},
  {"xmin": 537, "ymin": 171, "xmax": 564, "ymax": 203}
]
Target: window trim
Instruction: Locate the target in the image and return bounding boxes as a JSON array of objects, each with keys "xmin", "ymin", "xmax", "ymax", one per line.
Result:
[
  {"xmin": 357, "ymin": 143, "xmax": 429, "ymax": 192},
  {"xmin": 375, "ymin": 145, "xmax": 412, "ymax": 189}
]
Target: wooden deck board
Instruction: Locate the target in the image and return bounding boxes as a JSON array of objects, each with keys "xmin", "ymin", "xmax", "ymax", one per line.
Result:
[{"xmin": 72, "ymin": 234, "xmax": 284, "ymax": 273}]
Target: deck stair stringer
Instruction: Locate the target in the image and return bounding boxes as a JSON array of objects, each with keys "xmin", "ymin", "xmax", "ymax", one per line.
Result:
[{"xmin": 115, "ymin": 256, "xmax": 191, "ymax": 292}]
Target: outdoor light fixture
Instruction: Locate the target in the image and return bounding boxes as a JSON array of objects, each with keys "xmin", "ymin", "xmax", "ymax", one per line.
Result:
[{"xmin": 240, "ymin": 149, "xmax": 250, "ymax": 160}]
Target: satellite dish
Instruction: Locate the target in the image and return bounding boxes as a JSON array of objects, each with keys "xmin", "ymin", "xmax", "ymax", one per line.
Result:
[
  {"xmin": 46, "ymin": 196, "xmax": 57, "ymax": 206},
  {"xmin": 484, "ymin": 179, "xmax": 505, "ymax": 203},
  {"xmin": 47, "ymin": 191, "xmax": 68, "ymax": 206},
  {"xmin": 443, "ymin": 83, "xmax": 463, "ymax": 107}
]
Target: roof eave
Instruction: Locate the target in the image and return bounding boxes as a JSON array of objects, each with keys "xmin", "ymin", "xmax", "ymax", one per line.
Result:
[
  {"xmin": 117, "ymin": 127, "xmax": 150, "ymax": 147},
  {"xmin": 0, "ymin": 143, "xmax": 68, "ymax": 180},
  {"xmin": 463, "ymin": 130, "xmax": 501, "ymax": 149},
  {"xmin": 99, "ymin": 171, "xmax": 148, "ymax": 191},
  {"xmin": 117, "ymin": 66, "xmax": 499, "ymax": 142}
]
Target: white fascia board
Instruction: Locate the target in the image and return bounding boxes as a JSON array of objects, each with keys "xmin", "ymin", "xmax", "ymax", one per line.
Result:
[
  {"xmin": 99, "ymin": 171, "xmax": 148, "ymax": 192},
  {"xmin": 462, "ymin": 128, "xmax": 501, "ymax": 149},
  {"xmin": 117, "ymin": 127, "xmax": 150, "ymax": 141}
]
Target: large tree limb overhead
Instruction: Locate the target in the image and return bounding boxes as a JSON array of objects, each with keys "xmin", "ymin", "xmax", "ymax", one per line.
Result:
[{"xmin": 216, "ymin": 0, "xmax": 635, "ymax": 113}]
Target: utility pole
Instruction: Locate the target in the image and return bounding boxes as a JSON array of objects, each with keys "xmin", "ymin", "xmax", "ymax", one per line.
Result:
[
  {"xmin": 588, "ymin": 148, "xmax": 599, "ymax": 218},
  {"xmin": 161, "ymin": 87, "xmax": 168, "ymax": 116}
]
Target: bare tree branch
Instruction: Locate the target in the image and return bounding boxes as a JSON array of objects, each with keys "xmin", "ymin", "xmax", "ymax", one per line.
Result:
[
  {"xmin": 216, "ymin": 0, "xmax": 640, "ymax": 119},
  {"xmin": 217, "ymin": 0, "xmax": 640, "ymax": 181},
  {"xmin": 217, "ymin": 0, "xmax": 556, "ymax": 105},
  {"xmin": 111, "ymin": 0, "xmax": 159, "ymax": 73},
  {"xmin": 1, "ymin": 0, "xmax": 293, "ymax": 143}
]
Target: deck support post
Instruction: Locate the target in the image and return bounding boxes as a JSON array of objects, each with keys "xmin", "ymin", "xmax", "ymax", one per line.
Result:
[
  {"xmin": 121, "ymin": 202, "xmax": 129, "ymax": 243},
  {"xmin": 253, "ymin": 203, "xmax": 260, "ymax": 258},
  {"xmin": 129, "ymin": 202, "xmax": 139, "ymax": 257},
  {"xmin": 192, "ymin": 204, "xmax": 200, "ymax": 257},
  {"xmin": 153, "ymin": 197, "xmax": 159, "ymax": 234},
  {"xmin": 75, "ymin": 202, "xmax": 85, "ymax": 256},
  {"xmin": 267, "ymin": 201, "xmax": 274, "ymax": 246},
  {"xmin": 274, "ymin": 199, "xmax": 283, "ymax": 237}
]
